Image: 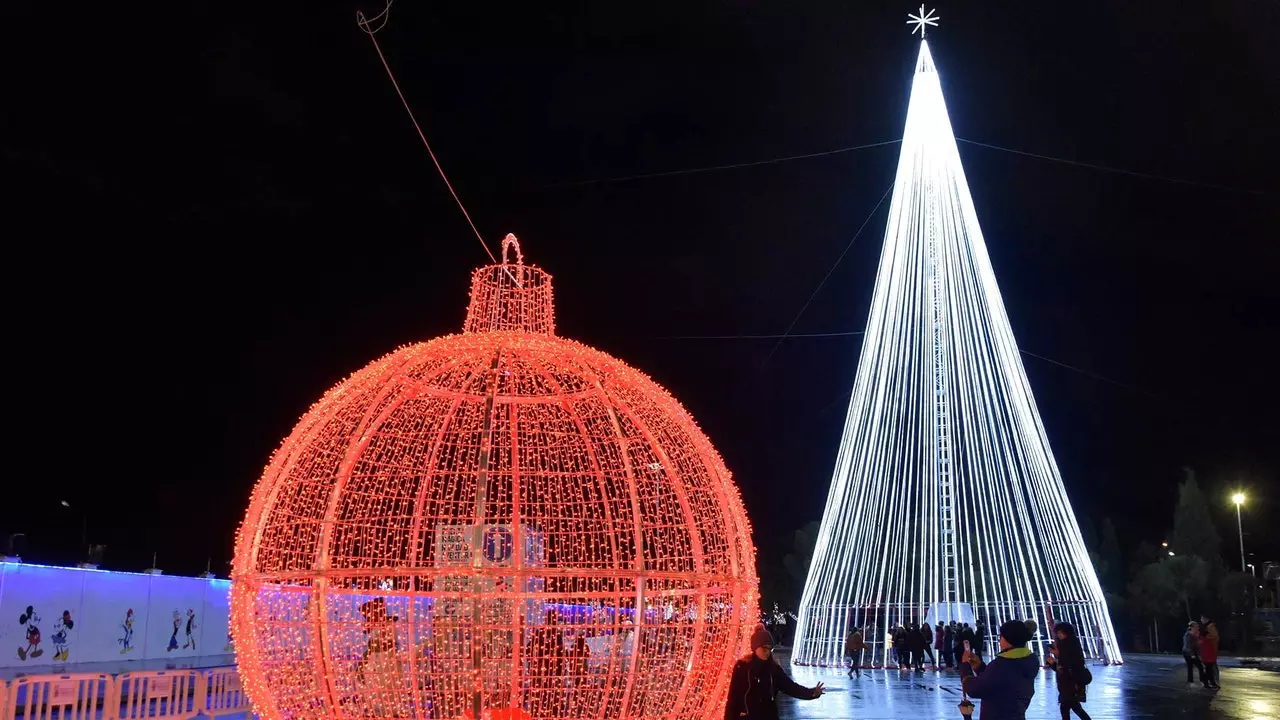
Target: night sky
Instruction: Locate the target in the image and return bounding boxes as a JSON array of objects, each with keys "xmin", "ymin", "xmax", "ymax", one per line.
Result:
[{"xmin": 5, "ymin": 2, "xmax": 1277, "ymax": 580}]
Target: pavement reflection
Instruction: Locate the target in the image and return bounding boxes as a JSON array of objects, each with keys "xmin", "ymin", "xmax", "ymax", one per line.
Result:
[{"xmin": 775, "ymin": 652, "xmax": 1278, "ymax": 719}]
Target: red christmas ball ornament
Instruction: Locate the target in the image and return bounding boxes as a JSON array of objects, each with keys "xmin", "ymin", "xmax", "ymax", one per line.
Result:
[{"xmin": 231, "ymin": 235, "xmax": 758, "ymax": 720}]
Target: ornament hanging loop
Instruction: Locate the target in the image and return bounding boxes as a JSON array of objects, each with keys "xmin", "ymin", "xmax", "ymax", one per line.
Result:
[{"xmin": 501, "ymin": 233, "xmax": 524, "ymax": 267}]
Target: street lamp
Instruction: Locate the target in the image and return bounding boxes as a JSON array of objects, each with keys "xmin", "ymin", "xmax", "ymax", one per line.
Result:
[
  {"xmin": 59, "ymin": 500, "xmax": 88, "ymax": 561},
  {"xmin": 1232, "ymin": 492, "xmax": 1246, "ymax": 573}
]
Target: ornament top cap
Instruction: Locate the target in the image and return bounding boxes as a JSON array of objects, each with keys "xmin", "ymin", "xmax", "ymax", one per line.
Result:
[{"xmin": 463, "ymin": 233, "xmax": 556, "ymax": 335}]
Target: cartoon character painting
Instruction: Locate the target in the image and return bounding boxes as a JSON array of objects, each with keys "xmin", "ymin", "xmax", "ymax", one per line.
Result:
[
  {"xmin": 51, "ymin": 610, "xmax": 74, "ymax": 662},
  {"xmin": 119, "ymin": 608, "xmax": 135, "ymax": 654},
  {"xmin": 17, "ymin": 606, "xmax": 42, "ymax": 660},
  {"xmin": 182, "ymin": 609, "xmax": 197, "ymax": 650},
  {"xmin": 167, "ymin": 609, "xmax": 180, "ymax": 652}
]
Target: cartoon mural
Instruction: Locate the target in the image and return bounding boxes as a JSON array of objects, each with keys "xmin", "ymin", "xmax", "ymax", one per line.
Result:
[
  {"xmin": 16, "ymin": 606, "xmax": 42, "ymax": 660},
  {"xmin": 51, "ymin": 610, "xmax": 74, "ymax": 662},
  {"xmin": 0, "ymin": 562, "xmax": 232, "ymax": 668},
  {"xmin": 119, "ymin": 608, "xmax": 135, "ymax": 654},
  {"xmin": 183, "ymin": 609, "xmax": 197, "ymax": 650},
  {"xmin": 167, "ymin": 609, "xmax": 181, "ymax": 652}
]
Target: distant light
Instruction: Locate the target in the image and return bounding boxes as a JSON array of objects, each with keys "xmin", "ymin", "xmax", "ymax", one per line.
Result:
[
  {"xmin": 1168, "ymin": 551, "xmax": 1175, "ymax": 557},
  {"xmin": 1160, "ymin": 542, "xmax": 1168, "ymax": 548},
  {"xmin": 1232, "ymin": 492, "xmax": 1246, "ymax": 505},
  {"xmin": 59, "ymin": 500, "xmax": 71, "ymax": 507}
]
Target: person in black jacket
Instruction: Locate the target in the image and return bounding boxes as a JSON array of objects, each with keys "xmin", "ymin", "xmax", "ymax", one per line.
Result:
[
  {"xmin": 960, "ymin": 620, "xmax": 1040, "ymax": 720},
  {"xmin": 942, "ymin": 623, "xmax": 956, "ymax": 667},
  {"xmin": 724, "ymin": 624, "xmax": 823, "ymax": 720},
  {"xmin": 1047, "ymin": 623, "xmax": 1092, "ymax": 720},
  {"xmin": 908, "ymin": 624, "xmax": 925, "ymax": 670},
  {"xmin": 960, "ymin": 623, "xmax": 978, "ymax": 661},
  {"xmin": 952, "ymin": 622, "xmax": 967, "ymax": 668},
  {"xmin": 893, "ymin": 625, "xmax": 908, "ymax": 668},
  {"xmin": 918, "ymin": 624, "xmax": 936, "ymax": 668}
]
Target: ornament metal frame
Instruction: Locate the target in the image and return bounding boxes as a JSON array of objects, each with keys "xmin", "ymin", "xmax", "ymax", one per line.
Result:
[{"xmin": 232, "ymin": 236, "xmax": 758, "ymax": 720}]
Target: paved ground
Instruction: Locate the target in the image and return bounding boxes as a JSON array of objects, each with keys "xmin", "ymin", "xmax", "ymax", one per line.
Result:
[{"xmin": 775, "ymin": 652, "xmax": 1280, "ymax": 719}]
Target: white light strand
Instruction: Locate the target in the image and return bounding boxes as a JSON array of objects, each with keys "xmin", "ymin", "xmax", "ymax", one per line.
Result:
[{"xmin": 793, "ymin": 41, "xmax": 1122, "ymax": 667}]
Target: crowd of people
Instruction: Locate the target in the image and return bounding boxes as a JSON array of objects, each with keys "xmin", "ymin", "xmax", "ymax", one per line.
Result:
[
  {"xmin": 841, "ymin": 620, "xmax": 989, "ymax": 673},
  {"xmin": 1180, "ymin": 614, "xmax": 1222, "ymax": 690},
  {"xmin": 836, "ymin": 619, "xmax": 1100, "ymax": 720},
  {"xmin": 728, "ymin": 618, "xmax": 1103, "ymax": 720}
]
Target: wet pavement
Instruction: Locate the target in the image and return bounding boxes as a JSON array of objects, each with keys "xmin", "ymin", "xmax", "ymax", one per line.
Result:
[{"xmin": 775, "ymin": 652, "xmax": 1280, "ymax": 719}]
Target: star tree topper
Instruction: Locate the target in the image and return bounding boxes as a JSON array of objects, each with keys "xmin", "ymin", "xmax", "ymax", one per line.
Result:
[{"xmin": 907, "ymin": 5, "xmax": 939, "ymax": 37}]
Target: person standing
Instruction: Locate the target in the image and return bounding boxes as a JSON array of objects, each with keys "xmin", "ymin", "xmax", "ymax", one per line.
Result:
[
  {"xmin": 908, "ymin": 624, "xmax": 925, "ymax": 670},
  {"xmin": 952, "ymin": 622, "xmax": 967, "ymax": 668},
  {"xmin": 844, "ymin": 627, "xmax": 866, "ymax": 678},
  {"xmin": 1047, "ymin": 623, "xmax": 1092, "ymax": 720},
  {"xmin": 1199, "ymin": 615, "xmax": 1220, "ymax": 689},
  {"xmin": 961, "ymin": 623, "xmax": 977, "ymax": 660},
  {"xmin": 893, "ymin": 625, "xmax": 908, "ymax": 669},
  {"xmin": 942, "ymin": 622, "xmax": 956, "ymax": 668},
  {"xmin": 724, "ymin": 625, "xmax": 824, "ymax": 720},
  {"xmin": 918, "ymin": 624, "xmax": 936, "ymax": 668},
  {"xmin": 1182, "ymin": 621, "xmax": 1205, "ymax": 686},
  {"xmin": 934, "ymin": 623, "xmax": 946, "ymax": 667},
  {"xmin": 960, "ymin": 620, "xmax": 1039, "ymax": 720}
]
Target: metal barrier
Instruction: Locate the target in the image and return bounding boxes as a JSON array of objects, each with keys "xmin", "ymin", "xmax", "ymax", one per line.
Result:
[
  {"xmin": 195, "ymin": 669, "xmax": 248, "ymax": 720},
  {"xmin": 113, "ymin": 672, "xmax": 198, "ymax": 720},
  {"xmin": 4, "ymin": 673, "xmax": 112, "ymax": 720},
  {"xmin": 1, "ymin": 669, "xmax": 250, "ymax": 720}
]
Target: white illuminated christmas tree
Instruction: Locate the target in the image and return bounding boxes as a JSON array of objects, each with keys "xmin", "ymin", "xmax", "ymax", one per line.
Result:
[{"xmin": 792, "ymin": 25, "xmax": 1121, "ymax": 665}]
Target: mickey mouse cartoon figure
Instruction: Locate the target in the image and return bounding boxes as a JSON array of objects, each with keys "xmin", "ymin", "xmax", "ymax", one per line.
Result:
[
  {"xmin": 17, "ymin": 606, "xmax": 42, "ymax": 660},
  {"xmin": 51, "ymin": 610, "xmax": 74, "ymax": 662}
]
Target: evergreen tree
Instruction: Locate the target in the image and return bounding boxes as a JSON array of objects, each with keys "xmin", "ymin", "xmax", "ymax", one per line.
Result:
[
  {"xmin": 1171, "ymin": 468, "xmax": 1222, "ymax": 565},
  {"xmin": 1098, "ymin": 517, "xmax": 1124, "ymax": 593}
]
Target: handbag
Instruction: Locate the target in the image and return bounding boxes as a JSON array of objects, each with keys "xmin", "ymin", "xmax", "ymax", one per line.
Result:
[{"xmin": 1074, "ymin": 666, "xmax": 1093, "ymax": 686}]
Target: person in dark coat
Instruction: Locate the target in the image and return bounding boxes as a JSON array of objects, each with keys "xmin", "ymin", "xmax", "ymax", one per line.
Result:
[
  {"xmin": 1182, "ymin": 621, "xmax": 1205, "ymax": 685},
  {"xmin": 1047, "ymin": 622, "xmax": 1092, "ymax": 720},
  {"xmin": 942, "ymin": 623, "xmax": 956, "ymax": 667},
  {"xmin": 893, "ymin": 625, "xmax": 908, "ymax": 669},
  {"xmin": 918, "ymin": 624, "xmax": 936, "ymax": 667},
  {"xmin": 724, "ymin": 624, "xmax": 823, "ymax": 720},
  {"xmin": 960, "ymin": 620, "xmax": 1039, "ymax": 719},
  {"xmin": 934, "ymin": 623, "xmax": 946, "ymax": 666},
  {"xmin": 952, "ymin": 622, "xmax": 967, "ymax": 667},
  {"xmin": 908, "ymin": 624, "xmax": 925, "ymax": 670},
  {"xmin": 961, "ymin": 623, "xmax": 977, "ymax": 653}
]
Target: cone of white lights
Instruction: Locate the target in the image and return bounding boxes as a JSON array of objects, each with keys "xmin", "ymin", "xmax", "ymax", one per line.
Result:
[{"xmin": 792, "ymin": 40, "xmax": 1121, "ymax": 666}]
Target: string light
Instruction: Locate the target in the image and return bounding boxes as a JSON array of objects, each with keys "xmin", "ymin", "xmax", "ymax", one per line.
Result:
[
  {"xmin": 231, "ymin": 234, "xmax": 758, "ymax": 720},
  {"xmin": 792, "ymin": 41, "xmax": 1121, "ymax": 666}
]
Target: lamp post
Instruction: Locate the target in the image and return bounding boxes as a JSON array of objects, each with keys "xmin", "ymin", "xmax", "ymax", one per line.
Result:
[
  {"xmin": 1231, "ymin": 492, "xmax": 1246, "ymax": 573},
  {"xmin": 59, "ymin": 500, "xmax": 88, "ymax": 563}
]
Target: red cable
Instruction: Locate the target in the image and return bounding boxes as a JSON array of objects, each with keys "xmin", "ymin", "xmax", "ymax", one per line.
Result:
[{"xmin": 363, "ymin": 25, "xmax": 498, "ymax": 265}]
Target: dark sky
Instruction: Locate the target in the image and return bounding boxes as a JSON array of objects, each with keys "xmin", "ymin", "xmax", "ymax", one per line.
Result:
[{"xmin": 5, "ymin": 2, "xmax": 1278, "ymax": 579}]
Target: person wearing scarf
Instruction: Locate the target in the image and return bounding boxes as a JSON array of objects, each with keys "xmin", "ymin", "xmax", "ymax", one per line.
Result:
[{"xmin": 960, "ymin": 620, "xmax": 1039, "ymax": 719}]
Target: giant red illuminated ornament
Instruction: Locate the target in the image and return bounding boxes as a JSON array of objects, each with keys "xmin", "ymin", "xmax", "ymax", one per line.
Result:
[{"xmin": 231, "ymin": 234, "xmax": 758, "ymax": 720}]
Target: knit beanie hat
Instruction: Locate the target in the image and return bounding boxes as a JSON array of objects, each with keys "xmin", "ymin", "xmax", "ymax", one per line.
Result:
[
  {"xmin": 751, "ymin": 623, "xmax": 775, "ymax": 650},
  {"xmin": 999, "ymin": 620, "xmax": 1032, "ymax": 647}
]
